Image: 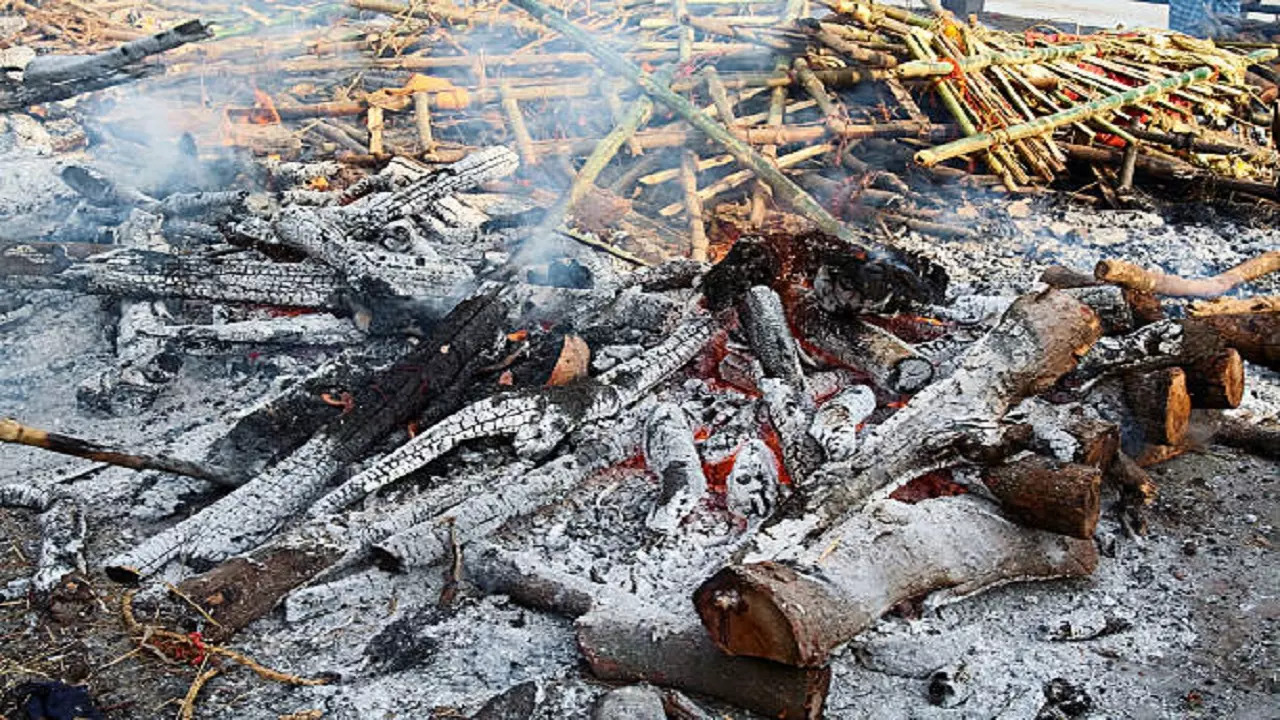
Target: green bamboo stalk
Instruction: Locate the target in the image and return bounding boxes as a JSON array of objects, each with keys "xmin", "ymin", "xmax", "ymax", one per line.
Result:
[
  {"xmin": 504, "ymin": 0, "xmax": 878, "ymax": 257},
  {"xmin": 917, "ymin": 63, "xmax": 1218, "ymax": 167},
  {"xmin": 535, "ymin": 73, "xmax": 665, "ymax": 235}
]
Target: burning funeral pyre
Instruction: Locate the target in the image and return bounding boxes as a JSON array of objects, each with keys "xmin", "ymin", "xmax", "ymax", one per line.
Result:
[{"xmin": 0, "ymin": 0, "xmax": 1278, "ymax": 718}]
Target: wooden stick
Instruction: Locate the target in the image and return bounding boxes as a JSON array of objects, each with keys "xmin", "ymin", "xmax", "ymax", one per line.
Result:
[
  {"xmin": 501, "ymin": 84, "xmax": 537, "ymax": 168},
  {"xmin": 366, "ymin": 105, "xmax": 384, "ymax": 155},
  {"xmin": 0, "ymin": 417, "xmax": 238, "ymax": 487},
  {"xmin": 1213, "ymin": 416, "xmax": 1280, "ymax": 459},
  {"xmin": 506, "ymin": 0, "xmax": 883, "ymax": 258},
  {"xmin": 412, "ymin": 91, "xmax": 435, "ymax": 156},
  {"xmin": 1095, "ymin": 251, "xmax": 1280, "ymax": 298}
]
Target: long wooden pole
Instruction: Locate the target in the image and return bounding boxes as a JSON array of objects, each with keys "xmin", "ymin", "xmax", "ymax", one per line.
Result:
[
  {"xmin": 915, "ymin": 50, "xmax": 1276, "ymax": 167},
  {"xmin": 505, "ymin": 0, "xmax": 878, "ymax": 259}
]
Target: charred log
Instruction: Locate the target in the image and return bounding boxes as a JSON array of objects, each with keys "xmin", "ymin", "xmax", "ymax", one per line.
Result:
[
  {"xmin": 1124, "ymin": 367, "xmax": 1192, "ymax": 446},
  {"xmin": 103, "ymin": 291, "xmax": 509, "ymax": 582}
]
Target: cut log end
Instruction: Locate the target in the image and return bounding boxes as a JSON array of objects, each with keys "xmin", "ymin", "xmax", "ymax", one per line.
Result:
[
  {"xmin": 694, "ymin": 562, "xmax": 828, "ymax": 668},
  {"xmin": 1186, "ymin": 348, "xmax": 1244, "ymax": 409},
  {"xmin": 1124, "ymin": 367, "xmax": 1191, "ymax": 446}
]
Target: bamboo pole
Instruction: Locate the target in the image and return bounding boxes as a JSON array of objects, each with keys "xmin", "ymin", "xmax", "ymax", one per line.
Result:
[
  {"xmin": 500, "ymin": 84, "xmax": 538, "ymax": 167},
  {"xmin": 506, "ymin": 0, "xmax": 881, "ymax": 257},
  {"xmin": 413, "ymin": 91, "xmax": 435, "ymax": 156},
  {"xmin": 661, "ymin": 143, "xmax": 833, "ymax": 215},
  {"xmin": 366, "ymin": 105, "xmax": 384, "ymax": 155},
  {"xmin": 752, "ymin": 60, "xmax": 788, "ymax": 225},
  {"xmin": 916, "ymin": 52, "xmax": 1276, "ymax": 167}
]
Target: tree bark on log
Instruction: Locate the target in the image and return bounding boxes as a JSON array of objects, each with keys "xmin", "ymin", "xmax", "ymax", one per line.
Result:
[
  {"xmin": 1095, "ymin": 251, "xmax": 1280, "ymax": 298},
  {"xmin": 983, "ymin": 452, "xmax": 1102, "ymax": 538},
  {"xmin": 694, "ymin": 496, "xmax": 1098, "ymax": 668},
  {"xmin": 462, "ymin": 542, "xmax": 830, "ymax": 719},
  {"xmin": 1195, "ymin": 313, "xmax": 1279, "ymax": 371},
  {"xmin": 767, "ymin": 291, "xmax": 1100, "ymax": 545},
  {"xmin": 1124, "ymin": 367, "xmax": 1191, "ymax": 446},
  {"xmin": 103, "ymin": 291, "xmax": 508, "ymax": 582},
  {"xmin": 1213, "ymin": 416, "xmax": 1280, "ymax": 459},
  {"xmin": 1185, "ymin": 348, "xmax": 1245, "ymax": 409}
]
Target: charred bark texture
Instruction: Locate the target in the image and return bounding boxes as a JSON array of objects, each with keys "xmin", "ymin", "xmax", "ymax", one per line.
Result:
[
  {"xmin": 104, "ymin": 291, "xmax": 508, "ymax": 582},
  {"xmin": 1124, "ymin": 367, "xmax": 1191, "ymax": 446},
  {"xmin": 0, "ymin": 20, "xmax": 212, "ymax": 111}
]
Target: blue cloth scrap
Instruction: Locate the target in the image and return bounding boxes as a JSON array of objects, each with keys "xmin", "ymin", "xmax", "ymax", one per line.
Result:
[
  {"xmin": 12, "ymin": 682, "xmax": 103, "ymax": 720},
  {"xmin": 1169, "ymin": 0, "xmax": 1242, "ymax": 37}
]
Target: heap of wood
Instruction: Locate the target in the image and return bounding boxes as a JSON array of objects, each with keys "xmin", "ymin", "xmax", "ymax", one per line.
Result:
[{"xmin": 6, "ymin": 0, "xmax": 1280, "ymax": 262}]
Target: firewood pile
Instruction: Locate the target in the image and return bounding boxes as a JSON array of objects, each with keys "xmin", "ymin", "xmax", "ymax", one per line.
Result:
[{"xmin": 1, "ymin": 0, "xmax": 1279, "ymax": 718}]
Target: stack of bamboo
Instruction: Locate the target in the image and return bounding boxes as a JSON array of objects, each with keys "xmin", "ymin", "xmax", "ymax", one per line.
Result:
[{"xmin": 10, "ymin": 0, "xmax": 1280, "ymax": 258}]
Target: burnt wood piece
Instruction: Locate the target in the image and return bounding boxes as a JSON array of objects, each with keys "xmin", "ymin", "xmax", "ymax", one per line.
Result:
[
  {"xmin": 643, "ymin": 404, "xmax": 708, "ymax": 534},
  {"xmin": 983, "ymin": 452, "xmax": 1102, "ymax": 538},
  {"xmin": 1062, "ymin": 286, "xmax": 1134, "ymax": 335},
  {"xmin": 760, "ymin": 291, "xmax": 1101, "ymax": 548},
  {"xmin": 1040, "ymin": 265, "xmax": 1100, "ymax": 289},
  {"xmin": 1185, "ymin": 348, "xmax": 1245, "ymax": 409},
  {"xmin": 1124, "ymin": 368, "xmax": 1192, "ymax": 446},
  {"xmin": 166, "ymin": 464, "xmax": 489, "ymax": 642},
  {"xmin": 1213, "ymin": 416, "xmax": 1280, "ymax": 459},
  {"xmin": 308, "ymin": 314, "xmax": 717, "ymax": 516},
  {"xmin": 0, "ymin": 488, "xmax": 85, "ymax": 598},
  {"xmin": 1069, "ymin": 315, "xmax": 1280, "ymax": 379},
  {"xmin": 694, "ymin": 496, "xmax": 1098, "ymax": 668},
  {"xmin": 0, "ymin": 417, "xmax": 238, "ymax": 488},
  {"xmin": 57, "ymin": 248, "xmax": 350, "ymax": 310},
  {"xmin": 461, "ymin": 544, "xmax": 829, "ymax": 719},
  {"xmin": 0, "ymin": 241, "xmax": 115, "ymax": 278},
  {"xmin": 790, "ymin": 297, "xmax": 934, "ymax": 394},
  {"xmin": 103, "ymin": 291, "xmax": 509, "ymax": 582},
  {"xmin": 0, "ymin": 20, "xmax": 212, "ymax": 111},
  {"xmin": 741, "ymin": 286, "xmax": 805, "ymax": 387},
  {"xmin": 760, "ymin": 377, "xmax": 824, "ymax": 484}
]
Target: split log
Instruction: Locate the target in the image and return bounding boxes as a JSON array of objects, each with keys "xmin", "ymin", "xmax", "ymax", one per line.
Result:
[
  {"xmin": 770, "ymin": 291, "xmax": 1100, "ymax": 542},
  {"xmin": 1124, "ymin": 367, "xmax": 1191, "ymax": 446},
  {"xmin": 0, "ymin": 417, "xmax": 238, "ymax": 487},
  {"xmin": 983, "ymin": 452, "xmax": 1101, "ymax": 538},
  {"xmin": 0, "ymin": 20, "xmax": 213, "ymax": 111},
  {"xmin": 694, "ymin": 496, "xmax": 1098, "ymax": 668},
  {"xmin": 461, "ymin": 544, "xmax": 829, "ymax": 719},
  {"xmin": 1195, "ymin": 313, "xmax": 1280, "ymax": 370},
  {"xmin": 1095, "ymin": 251, "xmax": 1280, "ymax": 298},
  {"xmin": 643, "ymin": 404, "xmax": 708, "ymax": 534},
  {"xmin": 790, "ymin": 298, "xmax": 934, "ymax": 394},
  {"xmin": 102, "ymin": 291, "xmax": 509, "ymax": 582}
]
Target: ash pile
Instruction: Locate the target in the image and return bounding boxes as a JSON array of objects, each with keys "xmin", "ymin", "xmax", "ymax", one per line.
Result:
[{"xmin": 1, "ymin": 1, "xmax": 1279, "ymax": 719}]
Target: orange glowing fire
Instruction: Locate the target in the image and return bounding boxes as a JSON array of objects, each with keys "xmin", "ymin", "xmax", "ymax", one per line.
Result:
[{"xmin": 247, "ymin": 88, "xmax": 281, "ymax": 125}]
